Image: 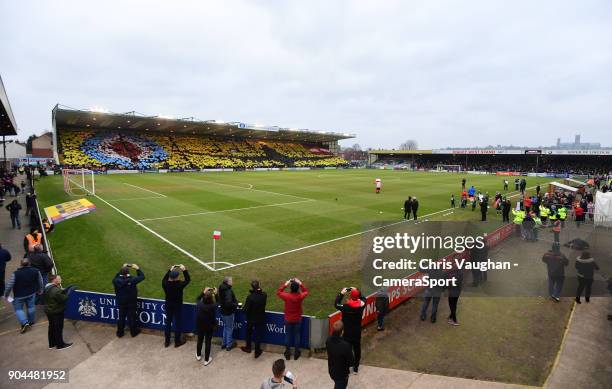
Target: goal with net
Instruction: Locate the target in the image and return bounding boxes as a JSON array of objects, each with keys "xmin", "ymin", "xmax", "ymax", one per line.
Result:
[
  {"xmin": 436, "ymin": 164, "xmax": 462, "ymax": 173},
  {"xmin": 62, "ymin": 168, "xmax": 96, "ymax": 196}
]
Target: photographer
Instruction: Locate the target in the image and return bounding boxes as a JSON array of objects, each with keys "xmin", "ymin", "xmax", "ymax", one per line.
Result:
[
  {"xmin": 277, "ymin": 278, "xmax": 309, "ymax": 361},
  {"xmin": 218, "ymin": 276, "xmax": 238, "ymax": 351},
  {"xmin": 260, "ymin": 359, "xmax": 297, "ymax": 389},
  {"xmin": 334, "ymin": 287, "xmax": 366, "ymax": 374},
  {"xmin": 241, "ymin": 280, "xmax": 267, "ymax": 358},
  {"xmin": 112, "ymin": 263, "xmax": 145, "ymax": 338},
  {"xmin": 44, "ymin": 274, "xmax": 74, "ymax": 349},
  {"xmin": 195, "ymin": 287, "xmax": 217, "ymax": 365},
  {"xmin": 162, "ymin": 264, "xmax": 190, "ymax": 348}
]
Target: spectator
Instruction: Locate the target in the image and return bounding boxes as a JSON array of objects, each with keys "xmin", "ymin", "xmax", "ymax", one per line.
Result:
[
  {"xmin": 575, "ymin": 251, "xmax": 599, "ymax": 304},
  {"xmin": 5, "ymin": 199, "xmax": 22, "ymax": 229},
  {"xmin": 25, "ymin": 192, "xmax": 36, "ymax": 216},
  {"xmin": 542, "ymin": 243, "xmax": 569, "ymax": 302},
  {"xmin": 260, "ymin": 359, "xmax": 297, "ymax": 389},
  {"xmin": 112, "ymin": 263, "xmax": 144, "ymax": 338},
  {"xmin": 375, "ymin": 289, "xmax": 389, "ymax": 331},
  {"xmin": 277, "ymin": 278, "xmax": 309, "ymax": 360},
  {"xmin": 218, "ymin": 276, "xmax": 238, "ymax": 351},
  {"xmin": 241, "ymin": 280, "xmax": 267, "ymax": 358},
  {"xmin": 162, "ymin": 264, "xmax": 190, "ymax": 348},
  {"xmin": 0, "ymin": 243, "xmax": 11, "ymax": 295},
  {"xmin": 43, "ymin": 274, "xmax": 73, "ymax": 349},
  {"xmin": 447, "ymin": 268, "xmax": 463, "ymax": 325},
  {"xmin": 195, "ymin": 287, "xmax": 217, "ymax": 365},
  {"xmin": 420, "ymin": 269, "xmax": 444, "ymax": 323},
  {"xmin": 3, "ymin": 258, "xmax": 43, "ymax": 333},
  {"xmin": 27, "ymin": 244, "xmax": 54, "ymax": 286},
  {"xmin": 326, "ymin": 320, "xmax": 354, "ymax": 389},
  {"xmin": 334, "ymin": 287, "xmax": 366, "ymax": 374}
]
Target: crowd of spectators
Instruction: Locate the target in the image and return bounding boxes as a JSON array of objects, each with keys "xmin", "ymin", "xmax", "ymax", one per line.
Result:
[
  {"xmin": 375, "ymin": 155, "xmax": 612, "ymax": 176},
  {"xmin": 58, "ymin": 130, "xmax": 348, "ymax": 170}
]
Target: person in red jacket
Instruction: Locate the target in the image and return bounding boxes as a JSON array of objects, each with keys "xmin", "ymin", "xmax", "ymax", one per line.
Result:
[
  {"xmin": 574, "ymin": 205, "xmax": 585, "ymax": 228},
  {"xmin": 277, "ymin": 278, "xmax": 309, "ymax": 361}
]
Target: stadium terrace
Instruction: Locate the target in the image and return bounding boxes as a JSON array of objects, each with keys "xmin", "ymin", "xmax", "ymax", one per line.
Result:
[{"xmin": 52, "ymin": 105, "xmax": 355, "ymax": 170}]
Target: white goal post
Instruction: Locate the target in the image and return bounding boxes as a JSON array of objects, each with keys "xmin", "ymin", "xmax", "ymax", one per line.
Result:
[
  {"xmin": 436, "ymin": 164, "xmax": 462, "ymax": 172},
  {"xmin": 62, "ymin": 168, "xmax": 96, "ymax": 195}
]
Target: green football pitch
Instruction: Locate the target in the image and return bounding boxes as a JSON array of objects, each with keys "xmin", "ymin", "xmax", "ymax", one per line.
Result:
[{"xmin": 36, "ymin": 170, "xmax": 554, "ymax": 317}]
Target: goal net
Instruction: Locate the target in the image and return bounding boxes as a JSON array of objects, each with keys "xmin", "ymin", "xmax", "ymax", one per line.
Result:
[
  {"xmin": 436, "ymin": 164, "xmax": 462, "ymax": 173},
  {"xmin": 62, "ymin": 168, "xmax": 96, "ymax": 196}
]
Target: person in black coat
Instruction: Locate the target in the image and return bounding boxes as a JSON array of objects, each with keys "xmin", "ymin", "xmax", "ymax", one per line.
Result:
[
  {"xmin": 218, "ymin": 276, "xmax": 238, "ymax": 350},
  {"xmin": 0, "ymin": 243, "xmax": 12, "ymax": 296},
  {"xmin": 542, "ymin": 243, "xmax": 568, "ymax": 301},
  {"xmin": 446, "ymin": 268, "xmax": 463, "ymax": 325},
  {"xmin": 112, "ymin": 264, "xmax": 145, "ymax": 338},
  {"xmin": 5, "ymin": 199, "xmax": 22, "ymax": 229},
  {"xmin": 403, "ymin": 196, "xmax": 412, "ymax": 219},
  {"xmin": 575, "ymin": 251, "xmax": 599, "ymax": 304},
  {"xmin": 241, "ymin": 280, "xmax": 267, "ymax": 358},
  {"xmin": 375, "ymin": 289, "xmax": 389, "ymax": 331},
  {"xmin": 480, "ymin": 198, "xmax": 488, "ymax": 221},
  {"xmin": 195, "ymin": 287, "xmax": 217, "ymax": 365},
  {"xmin": 162, "ymin": 264, "xmax": 190, "ymax": 347},
  {"xmin": 411, "ymin": 197, "xmax": 419, "ymax": 220},
  {"xmin": 502, "ymin": 198, "xmax": 511, "ymax": 223},
  {"xmin": 334, "ymin": 287, "xmax": 366, "ymax": 374},
  {"xmin": 326, "ymin": 320, "xmax": 354, "ymax": 389}
]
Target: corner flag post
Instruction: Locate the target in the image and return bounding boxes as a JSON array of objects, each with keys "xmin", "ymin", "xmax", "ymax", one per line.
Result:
[{"xmin": 212, "ymin": 230, "xmax": 221, "ymax": 270}]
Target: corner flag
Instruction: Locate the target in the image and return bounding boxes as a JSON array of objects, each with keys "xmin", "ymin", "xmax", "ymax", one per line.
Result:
[{"xmin": 213, "ymin": 230, "xmax": 221, "ymax": 240}]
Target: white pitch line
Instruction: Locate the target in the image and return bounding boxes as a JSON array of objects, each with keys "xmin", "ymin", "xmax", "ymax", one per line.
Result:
[
  {"xmin": 138, "ymin": 199, "xmax": 314, "ymax": 222},
  {"xmin": 108, "ymin": 196, "xmax": 166, "ymax": 202},
  {"xmin": 215, "ymin": 207, "xmax": 455, "ymax": 271},
  {"xmin": 124, "ymin": 183, "xmax": 167, "ymax": 197},
  {"xmin": 176, "ymin": 175, "xmax": 312, "ymax": 201},
  {"xmin": 90, "ymin": 191, "xmax": 214, "ymax": 271}
]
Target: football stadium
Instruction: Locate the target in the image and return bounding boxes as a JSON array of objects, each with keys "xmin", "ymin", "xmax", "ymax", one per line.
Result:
[{"xmin": 1, "ymin": 2, "xmax": 611, "ymax": 389}]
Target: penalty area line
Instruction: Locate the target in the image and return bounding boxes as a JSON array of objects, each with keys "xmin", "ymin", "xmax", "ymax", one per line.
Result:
[{"xmin": 92, "ymin": 192, "xmax": 214, "ymax": 271}]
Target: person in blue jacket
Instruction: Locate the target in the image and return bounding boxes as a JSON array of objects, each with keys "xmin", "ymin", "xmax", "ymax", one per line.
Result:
[{"xmin": 112, "ymin": 263, "xmax": 145, "ymax": 338}]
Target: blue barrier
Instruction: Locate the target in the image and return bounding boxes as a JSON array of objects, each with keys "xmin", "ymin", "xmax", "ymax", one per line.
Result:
[{"xmin": 65, "ymin": 290, "xmax": 310, "ymax": 348}]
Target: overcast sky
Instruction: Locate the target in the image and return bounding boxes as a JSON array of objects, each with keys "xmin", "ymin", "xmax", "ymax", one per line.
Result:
[{"xmin": 1, "ymin": 0, "xmax": 611, "ymax": 149}]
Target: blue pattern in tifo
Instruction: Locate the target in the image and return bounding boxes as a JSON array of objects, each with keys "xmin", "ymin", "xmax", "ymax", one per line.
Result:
[{"xmin": 81, "ymin": 133, "xmax": 168, "ymax": 169}]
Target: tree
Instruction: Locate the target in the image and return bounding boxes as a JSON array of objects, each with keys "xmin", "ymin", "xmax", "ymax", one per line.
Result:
[
  {"xmin": 351, "ymin": 143, "xmax": 361, "ymax": 151},
  {"xmin": 399, "ymin": 140, "xmax": 418, "ymax": 150}
]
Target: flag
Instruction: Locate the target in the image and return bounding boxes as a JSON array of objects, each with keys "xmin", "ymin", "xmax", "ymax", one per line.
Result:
[{"xmin": 213, "ymin": 230, "xmax": 221, "ymax": 240}]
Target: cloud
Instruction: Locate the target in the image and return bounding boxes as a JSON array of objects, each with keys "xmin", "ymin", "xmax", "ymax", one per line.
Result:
[{"xmin": 1, "ymin": 0, "xmax": 611, "ymax": 148}]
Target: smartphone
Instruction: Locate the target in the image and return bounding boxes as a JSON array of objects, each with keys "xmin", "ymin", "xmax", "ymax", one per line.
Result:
[
  {"xmin": 283, "ymin": 371, "xmax": 294, "ymax": 384},
  {"xmin": 126, "ymin": 264, "xmax": 133, "ymax": 268}
]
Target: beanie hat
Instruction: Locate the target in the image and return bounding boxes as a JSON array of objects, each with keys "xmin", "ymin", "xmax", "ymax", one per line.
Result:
[{"xmin": 169, "ymin": 270, "xmax": 180, "ymax": 279}]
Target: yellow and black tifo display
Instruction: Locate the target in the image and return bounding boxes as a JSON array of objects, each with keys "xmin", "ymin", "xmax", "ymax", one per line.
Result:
[{"xmin": 58, "ymin": 130, "xmax": 348, "ymax": 169}]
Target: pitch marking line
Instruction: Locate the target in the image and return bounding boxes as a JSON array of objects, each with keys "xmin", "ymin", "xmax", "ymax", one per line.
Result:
[
  {"xmin": 177, "ymin": 175, "xmax": 312, "ymax": 201},
  {"xmin": 137, "ymin": 199, "xmax": 314, "ymax": 222},
  {"xmin": 212, "ymin": 207, "xmax": 455, "ymax": 271},
  {"xmin": 211, "ymin": 185, "xmax": 543, "ymax": 271},
  {"xmin": 70, "ymin": 180, "xmax": 214, "ymax": 271},
  {"xmin": 123, "ymin": 183, "xmax": 167, "ymax": 197}
]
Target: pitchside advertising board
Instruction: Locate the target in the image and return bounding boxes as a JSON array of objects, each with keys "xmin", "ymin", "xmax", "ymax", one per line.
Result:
[
  {"xmin": 65, "ymin": 290, "xmax": 311, "ymax": 348},
  {"xmin": 328, "ymin": 223, "xmax": 514, "ymax": 333}
]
